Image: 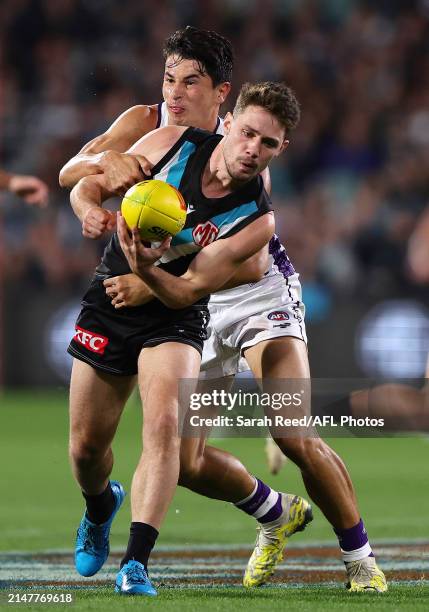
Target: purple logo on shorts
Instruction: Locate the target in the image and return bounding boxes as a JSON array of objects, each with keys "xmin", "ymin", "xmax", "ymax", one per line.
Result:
[{"xmin": 268, "ymin": 311, "xmax": 289, "ymax": 321}]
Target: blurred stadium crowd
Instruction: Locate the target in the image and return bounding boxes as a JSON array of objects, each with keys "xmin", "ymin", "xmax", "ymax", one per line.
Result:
[{"xmin": 1, "ymin": 0, "xmax": 429, "ymax": 308}]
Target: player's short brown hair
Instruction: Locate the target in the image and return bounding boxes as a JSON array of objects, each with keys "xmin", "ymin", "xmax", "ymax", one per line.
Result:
[{"xmin": 233, "ymin": 82, "xmax": 300, "ymax": 134}]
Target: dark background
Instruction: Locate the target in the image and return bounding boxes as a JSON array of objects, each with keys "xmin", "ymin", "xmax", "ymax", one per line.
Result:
[{"xmin": 1, "ymin": 0, "xmax": 428, "ymax": 386}]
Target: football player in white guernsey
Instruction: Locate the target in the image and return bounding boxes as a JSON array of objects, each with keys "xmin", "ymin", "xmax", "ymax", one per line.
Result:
[{"xmin": 60, "ymin": 27, "xmax": 386, "ymax": 594}]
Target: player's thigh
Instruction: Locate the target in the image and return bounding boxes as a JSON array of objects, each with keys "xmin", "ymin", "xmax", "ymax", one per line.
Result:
[
  {"xmin": 245, "ymin": 337, "xmax": 313, "ymax": 439},
  {"xmin": 244, "ymin": 336, "xmax": 310, "ymax": 379},
  {"xmin": 69, "ymin": 358, "xmax": 136, "ymax": 448},
  {"xmin": 137, "ymin": 342, "xmax": 201, "ymax": 440}
]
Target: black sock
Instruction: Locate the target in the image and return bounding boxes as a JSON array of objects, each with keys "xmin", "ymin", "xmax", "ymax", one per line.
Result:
[
  {"xmin": 121, "ymin": 522, "xmax": 159, "ymax": 570},
  {"xmin": 83, "ymin": 483, "xmax": 115, "ymax": 525}
]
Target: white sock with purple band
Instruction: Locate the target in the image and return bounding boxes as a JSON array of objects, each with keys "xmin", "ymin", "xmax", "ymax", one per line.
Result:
[{"xmin": 234, "ymin": 478, "xmax": 283, "ymax": 523}]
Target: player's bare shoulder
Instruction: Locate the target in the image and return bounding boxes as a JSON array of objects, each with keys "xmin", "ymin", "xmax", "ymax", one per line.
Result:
[
  {"xmin": 108, "ymin": 104, "xmax": 159, "ymax": 136},
  {"xmin": 127, "ymin": 125, "xmax": 189, "ymax": 165}
]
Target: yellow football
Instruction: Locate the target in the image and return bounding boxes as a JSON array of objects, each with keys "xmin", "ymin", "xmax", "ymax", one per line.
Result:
[{"xmin": 121, "ymin": 179, "xmax": 187, "ymax": 242}]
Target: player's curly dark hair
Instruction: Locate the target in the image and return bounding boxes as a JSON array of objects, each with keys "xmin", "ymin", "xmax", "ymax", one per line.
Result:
[
  {"xmin": 234, "ymin": 82, "xmax": 301, "ymax": 134},
  {"xmin": 163, "ymin": 26, "xmax": 233, "ymax": 86}
]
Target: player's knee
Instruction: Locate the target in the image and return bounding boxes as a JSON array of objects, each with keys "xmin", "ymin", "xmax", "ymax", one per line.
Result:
[
  {"xmin": 69, "ymin": 439, "xmax": 107, "ymax": 468},
  {"xmin": 178, "ymin": 461, "xmax": 199, "ymax": 488},
  {"xmin": 178, "ymin": 448, "xmax": 202, "ymax": 487},
  {"xmin": 143, "ymin": 412, "xmax": 179, "ymax": 451}
]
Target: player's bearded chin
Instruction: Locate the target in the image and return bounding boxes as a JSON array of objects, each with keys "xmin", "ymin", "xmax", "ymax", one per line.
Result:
[{"xmin": 224, "ymin": 153, "xmax": 256, "ymax": 183}]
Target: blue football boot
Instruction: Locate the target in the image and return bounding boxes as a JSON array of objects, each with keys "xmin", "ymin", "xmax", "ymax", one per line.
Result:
[
  {"xmin": 75, "ymin": 480, "xmax": 125, "ymax": 577},
  {"xmin": 115, "ymin": 560, "xmax": 157, "ymax": 596}
]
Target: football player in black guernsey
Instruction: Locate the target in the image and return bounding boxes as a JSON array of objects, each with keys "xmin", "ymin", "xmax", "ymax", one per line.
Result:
[{"xmin": 68, "ymin": 82, "xmax": 298, "ymax": 596}]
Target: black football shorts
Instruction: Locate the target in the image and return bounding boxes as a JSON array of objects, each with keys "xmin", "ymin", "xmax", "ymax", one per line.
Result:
[{"xmin": 68, "ymin": 276, "xmax": 209, "ymax": 376}]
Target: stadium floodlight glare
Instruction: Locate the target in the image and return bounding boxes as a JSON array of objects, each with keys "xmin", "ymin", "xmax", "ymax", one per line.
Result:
[
  {"xmin": 44, "ymin": 301, "xmax": 81, "ymax": 382},
  {"xmin": 355, "ymin": 299, "xmax": 429, "ymax": 379}
]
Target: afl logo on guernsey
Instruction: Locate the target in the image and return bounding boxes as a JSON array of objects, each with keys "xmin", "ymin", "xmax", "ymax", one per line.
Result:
[
  {"xmin": 192, "ymin": 221, "xmax": 219, "ymax": 247},
  {"xmin": 268, "ymin": 311, "xmax": 290, "ymax": 321}
]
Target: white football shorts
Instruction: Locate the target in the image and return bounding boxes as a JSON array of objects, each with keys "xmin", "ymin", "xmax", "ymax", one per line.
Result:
[{"xmin": 200, "ymin": 272, "xmax": 307, "ymax": 379}]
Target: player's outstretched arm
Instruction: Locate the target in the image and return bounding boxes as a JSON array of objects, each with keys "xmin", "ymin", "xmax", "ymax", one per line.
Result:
[
  {"xmin": 0, "ymin": 169, "xmax": 49, "ymax": 207},
  {"xmin": 117, "ymin": 211, "xmax": 275, "ymax": 309},
  {"xmin": 59, "ymin": 105, "xmax": 158, "ymax": 191}
]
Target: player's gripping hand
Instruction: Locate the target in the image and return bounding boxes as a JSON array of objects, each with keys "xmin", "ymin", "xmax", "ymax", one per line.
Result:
[
  {"xmin": 117, "ymin": 211, "xmax": 171, "ymax": 276},
  {"xmin": 103, "ymin": 274, "xmax": 153, "ymax": 308},
  {"xmin": 9, "ymin": 174, "xmax": 49, "ymax": 207},
  {"xmin": 98, "ymin": 151, "xmax": 152, "ymax": 195},
  {"xmin": 82, "ymin": 207, "xmax": 116, "ymax": 239}
]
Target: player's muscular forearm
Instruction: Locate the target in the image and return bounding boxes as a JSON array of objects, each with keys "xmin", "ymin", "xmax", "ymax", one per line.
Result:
[
  {"xmin": 59, "ymin": 105, "xmax": 158, "ymax": 189},
  {"xmin": 104, "ymin": 244, "xmax": 269, "ymax": 308},
  {"xmin": 118, "ymin": 212, "xmax": 275, "ymax": 309},
  {"xmin": 71, "ymin": 127, "xmax": 187, "ymax": 239},
  {"xmin": 220, "ymin": 246, "xmax": 269, "ymax": 289},
  {"xmin": 70, "ymin": 175, "xmax": 117, "ymax": 239}
]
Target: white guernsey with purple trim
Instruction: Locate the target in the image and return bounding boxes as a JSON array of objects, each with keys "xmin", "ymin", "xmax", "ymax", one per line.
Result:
[{"xmin": 157, "ymin": 102, "xmax": 307, "ymax": 379}]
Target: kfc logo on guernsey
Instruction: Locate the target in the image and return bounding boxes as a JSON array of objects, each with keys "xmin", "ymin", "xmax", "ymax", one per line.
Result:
[
  {"xmin": 192, "ymin": 221, "xmax": 219, "ymax": 247},
  {"xmin": 268, "ymin": 311, "xmax": 290, "ymax": 321},
  {"xmin": 74, "ymin": 326, "xmax": 109, "ymax": 354}
]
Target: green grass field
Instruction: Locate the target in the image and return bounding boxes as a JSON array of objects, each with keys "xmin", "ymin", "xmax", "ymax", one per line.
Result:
[
  {"xmin": 2, "ymin": 585, "xmax": 429, "ymax": 612},
  {"xmin": 1, "ymin": 390, "xmax": 428, "ymax": 610}
]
